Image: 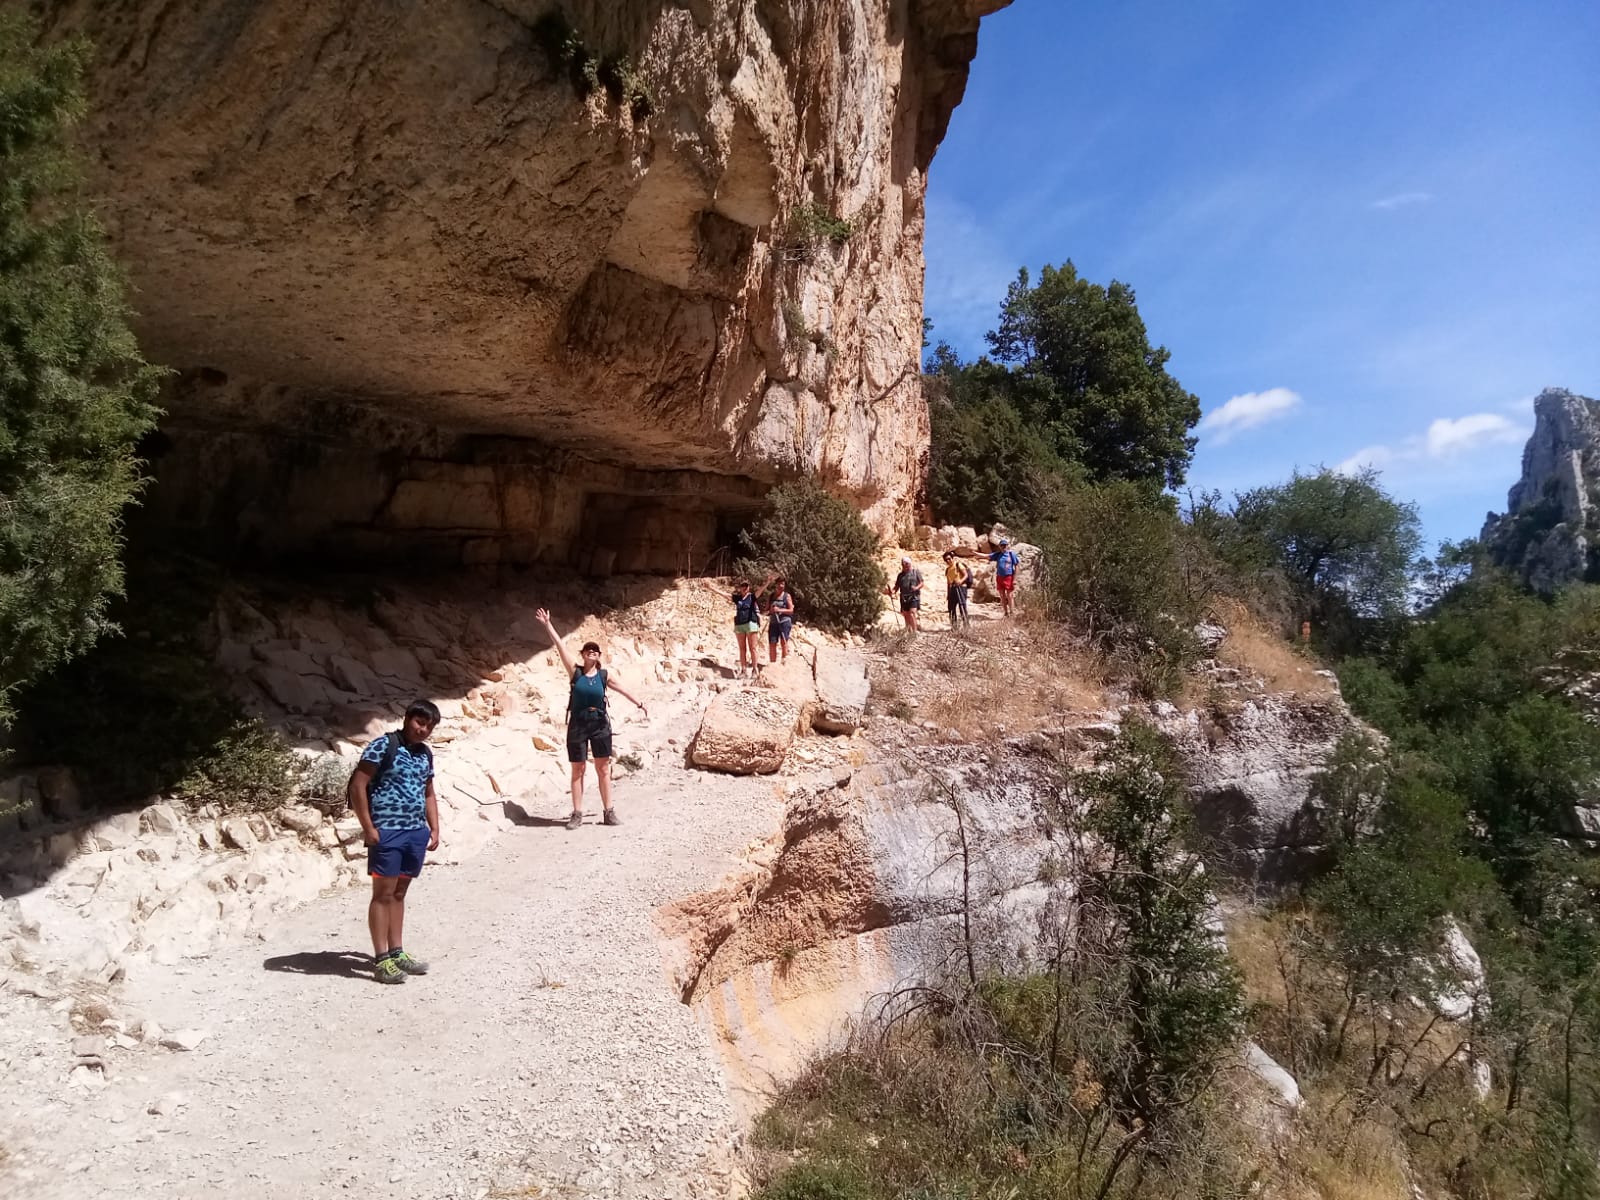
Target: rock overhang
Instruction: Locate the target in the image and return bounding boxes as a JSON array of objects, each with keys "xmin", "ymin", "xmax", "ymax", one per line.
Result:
[{"xmin": 45, "ymin": 0, "xmax": 1013, "ymax": 570}]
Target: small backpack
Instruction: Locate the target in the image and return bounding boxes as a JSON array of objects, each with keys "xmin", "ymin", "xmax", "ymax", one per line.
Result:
[{"xmin": 347, "ymin": 730, "xmax": 432, "ymax": 806}]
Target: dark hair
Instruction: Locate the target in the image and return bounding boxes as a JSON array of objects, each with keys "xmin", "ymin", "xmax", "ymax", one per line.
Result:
[
  {"xmin": 942, "ymin": 550, "xmax": 954, "ymax": 560},
  {"xmin": 736, "ymin": 579, "xmax": 752, "ymax": 590},
  {"xmin": 406, "ymin": 699, "xmax": 442, "ymax": 725},
  {"xmin": 580, "ymin": 640, "xmax": 602, "ymax": 655}
]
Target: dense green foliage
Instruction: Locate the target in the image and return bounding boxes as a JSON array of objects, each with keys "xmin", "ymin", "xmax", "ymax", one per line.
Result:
[
  {"xmin": 924, "ymin": 349, "xmax": 1077, "ymax": 530},
  {"xmin": 753, "ymin": 724, "xmax": 1246, "ymax": 1200},
  {"xmin": 1306, "ymin": 565, "xmax": 1600, "ymax": 1194},
  {"xmin": 1035, "ymin": 482, "xmax": 1207, "ymax": 693},
  {"xmin": 1232, "ymin": 466, "xmax": 1422, "ymax": 632},
  {"xmin": 737, "ymin": 478, "xmax": 886, "ymax": 632},
  {"xmin": 0, "ymin": 14, "xmax": 164, "ymax": 725},
  {"xmin": 923, "ymin": 262, "xmax": 1201, "ymax": 529}
]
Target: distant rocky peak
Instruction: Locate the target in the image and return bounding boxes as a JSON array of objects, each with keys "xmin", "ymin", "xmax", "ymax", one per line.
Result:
[{"xmin": 1483, "ymin": 387, "xmax": 1600, "ymax": 593}]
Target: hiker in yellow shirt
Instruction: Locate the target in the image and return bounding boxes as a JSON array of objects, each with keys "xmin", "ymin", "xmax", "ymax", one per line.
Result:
[{"xmin": 943, "ymin": 550, "xmax": 973, "ymax": 631}]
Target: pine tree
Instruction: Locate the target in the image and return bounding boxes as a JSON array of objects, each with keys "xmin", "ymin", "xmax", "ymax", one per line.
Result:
[{"xmin": 0, "ymin": 13, "xmax": 162, "ymax": 725}]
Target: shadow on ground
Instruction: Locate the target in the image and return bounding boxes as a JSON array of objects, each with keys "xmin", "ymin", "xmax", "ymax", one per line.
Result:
[
  {"xmin": 501, "ymin": 800, "xmax": 569, "ymax": 828},
  {"xmin": 262, "ymin": 950, "xmax": 372, "ymax": 979}
]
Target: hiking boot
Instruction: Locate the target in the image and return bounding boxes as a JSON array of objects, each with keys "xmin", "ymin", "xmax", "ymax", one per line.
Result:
[
  {"xmin": 602, "ymin": 808, "xmax": 621, "ymax": 827},
  {"xmin": 374, "ymin": 956, "xmax": 406, "ymax": 985},
  {"xmin": 565, "ymin": 810, "xmax": 583, "ymax": 831},
  {"xmin": 391, "ymin": 951, "xmax": 429, "ymax": 976}
]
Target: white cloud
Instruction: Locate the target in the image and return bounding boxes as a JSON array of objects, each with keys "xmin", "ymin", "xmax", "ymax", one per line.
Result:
[
  {"xmin": 1197, "ymin": 387, "xmax": 1302, "ymax": 444},
  {"xmin": 1334, "ymin": 444, "xmax": 1395, "ymax": 475},
  {"xmin": 1335, "ymin": 409, "xmax": 1529, "ymax": 477},
  {"xmin": 1370, "ymin": 191, "xmax": 1434, "ymax": 211},
  {"xmin": 1424, "ymin": 412, "xmax": 1525, "ymax": 457}
]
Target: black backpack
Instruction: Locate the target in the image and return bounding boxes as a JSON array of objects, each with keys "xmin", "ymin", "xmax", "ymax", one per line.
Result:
[{"xmin": 347, "ymin": 730, "xmax": 432, "ymax": 805}]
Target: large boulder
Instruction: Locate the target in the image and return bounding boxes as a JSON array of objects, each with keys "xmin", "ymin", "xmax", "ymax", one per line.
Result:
[
  {"xmin": 760, "ymin": 654, "xmax": 819, "ymax": 733},
  {"xmin": 813, "ymin": 646, "xmax": 870, "ymax": 734},
  {"xmin": 692, "ymin": 688, "xmax": 801, "ymax": 775}
]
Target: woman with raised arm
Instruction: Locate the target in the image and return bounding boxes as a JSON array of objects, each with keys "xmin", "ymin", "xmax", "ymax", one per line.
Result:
[
  {"xmin": 701, "ymin": 574, "xmax": 773, "ymax": 677},
  {"xmin": 535, "ymin": 608, "xmax": 648, "ymax": 832}
]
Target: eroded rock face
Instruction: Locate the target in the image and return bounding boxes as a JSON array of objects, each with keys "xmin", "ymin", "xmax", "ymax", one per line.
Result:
[
  {"xmin": 1158, "ymin": 694, "xmax": 1355, "ymax": 880},
  {"xmin": 45, "ymin": 0, "xmax": 1011, "ymax": 570},
  {"xmin": 1483, "ymin": 388, "xmax": 1600, "ymax": 593}
]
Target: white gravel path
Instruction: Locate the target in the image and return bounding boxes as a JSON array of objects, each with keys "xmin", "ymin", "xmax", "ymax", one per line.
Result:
[{"xmin": 0, "ymin": 753, "xmax": 784, "ymax": 1200}]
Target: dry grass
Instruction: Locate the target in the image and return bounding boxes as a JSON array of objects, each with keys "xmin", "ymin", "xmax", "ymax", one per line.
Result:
[
  {"xmin": 1277, "ymin": 1104, "xmax": 1414, "ymax": 1200},
  {"xmin": 1223, "ymin": 904, "xmax": 1296, "ymax": 1014},
  {"xmin": 869, "ymin": 620, "xmax": 1108, "ymax": 738},
  {"xmin": 1213, "ymin": 600, "xmax": 1337, "ymax": 697}
]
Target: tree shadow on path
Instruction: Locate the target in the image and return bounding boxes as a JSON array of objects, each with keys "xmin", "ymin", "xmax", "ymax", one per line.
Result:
[{"xmin": 263, "ymin": 950, "xmax": 372, "ymax": 979}]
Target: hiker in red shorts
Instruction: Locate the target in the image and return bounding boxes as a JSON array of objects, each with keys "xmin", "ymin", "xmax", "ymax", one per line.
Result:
[{"xmin": 989, "ymin": 537, "xmax": 1020, "ymax": 617}]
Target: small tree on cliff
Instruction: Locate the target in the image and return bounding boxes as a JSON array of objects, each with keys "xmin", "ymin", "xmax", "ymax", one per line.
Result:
[
  {"xmin": 737, "ymin": 479, "xmax": 885, "ymax": 632},
  {"xmin": 0, "ymin": 14, "xmax": 162, "ymax": 725}
]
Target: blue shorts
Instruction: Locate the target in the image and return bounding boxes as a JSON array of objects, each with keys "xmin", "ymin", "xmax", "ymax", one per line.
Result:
[
  {"xmin": 368, "ymin": 826, "xmax": 429, "ymax": 878},
  {"xmin": 768, "ymin": 617, "xmax": 793, "ymax": 644}
]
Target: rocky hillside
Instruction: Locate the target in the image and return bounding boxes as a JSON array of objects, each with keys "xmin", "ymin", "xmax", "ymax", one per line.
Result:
[
  {"xmin": 1482, "ymin": 386, "xmax": 1600, "ymax": 592},
  {"xmin": 39, "ymin": 0, "xmax": 1010, "ymax": 573}
]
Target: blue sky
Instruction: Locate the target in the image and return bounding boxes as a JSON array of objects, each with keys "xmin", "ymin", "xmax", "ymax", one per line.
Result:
[{"xmin": 924, "ymin": 0, "xmax": 1600, "ymax": 547}]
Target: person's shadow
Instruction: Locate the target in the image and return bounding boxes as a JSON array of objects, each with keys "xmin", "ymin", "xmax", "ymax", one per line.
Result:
[
  {"xmin": 501, "ymin": 800, "xmax": 571, "ymax": 828},
  {"xmin": 262, "ymin": 951, "xmax": 372, "ymax": 979}
]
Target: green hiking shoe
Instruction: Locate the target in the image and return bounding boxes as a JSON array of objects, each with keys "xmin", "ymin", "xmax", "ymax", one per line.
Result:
[
  {"xmin": 391, "ymin": 951, "xmax": 429, "ymax": 976},
  {"xmin": 374, "ymin": 956, "xmax": 406, "ymax": 985}
]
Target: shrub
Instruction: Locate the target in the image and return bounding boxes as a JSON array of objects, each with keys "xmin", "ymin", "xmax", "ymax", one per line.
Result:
[
  {"xmin": 782, "ymin": 203, "xmax": 853, "ymax": 260},
  {"xmin": 1036, "ymin": 481, "xmax": 1206, "ymax": 692},
  {"xmin": 925, "ymin": 370, "xmax": 1077, "ymax": 531},
  {"xmin": 737, "ymin": 478, "xmax": 885, "ymax": 632},
  {"xmin": 0, "ymin": 14, "xmax": 165, "ymax": 726},
  {"xmin": 173, "ymin": 717, "xmax": 295, "ymax": 812}
]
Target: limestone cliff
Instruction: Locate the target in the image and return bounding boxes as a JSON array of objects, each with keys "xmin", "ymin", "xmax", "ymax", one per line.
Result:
[
  {"xmin": 42, "ymin": 0, "xmax": 1010, "ymax": 572},
  {"xmin": 1483, "ymin": 388, "xmax": 1600, "ymax": 593}
]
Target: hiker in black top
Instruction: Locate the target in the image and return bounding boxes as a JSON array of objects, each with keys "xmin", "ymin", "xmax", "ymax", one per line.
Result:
[
  {"xmin": 536, "ymin": 608, "xmax": 648, "ymax": 831},
  {"xmin": 884, "ymin": 556, "xmax": 924, "ymax": 633},
  {"xmin": 702, "ymin": 574, "xmax": 774, "ymax": 677},
  {"xmin": 764, "ymin": 577, "xmax": 795, "ymax": 663}
]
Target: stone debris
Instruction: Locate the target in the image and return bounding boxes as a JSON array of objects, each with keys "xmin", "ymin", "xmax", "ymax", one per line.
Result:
[{"xmin": 158, "ymin": 1028, "xmax": 211, "ymax": 1052}]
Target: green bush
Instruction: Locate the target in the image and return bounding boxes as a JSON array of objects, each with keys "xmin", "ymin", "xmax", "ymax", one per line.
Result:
[
  {"xmin": 782, "ymin": 203, "xmax": 853, "ymax": 260},
  {"xmin": 925, "ymin": 372, "xmax": 1076, "ymax": 531},
  {"xmin": 737, "ymin": 478, "xmax": 885, "ymax": 632},
  {"xmin": 173, "ymin": 717, "xmax": 295, "ymax": 812},
  {"xmin": 0, "ymin": 14, "xmax": 164, "ymax": 726},
  {"xmin": 1036, "ymin": 481, "xmax": 1205, "ymax": 692}
]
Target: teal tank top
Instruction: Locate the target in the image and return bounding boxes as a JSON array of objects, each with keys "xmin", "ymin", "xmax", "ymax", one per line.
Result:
[{"xmin": 569, "ymin": 668, "xmax": 607, "ymax": 715}]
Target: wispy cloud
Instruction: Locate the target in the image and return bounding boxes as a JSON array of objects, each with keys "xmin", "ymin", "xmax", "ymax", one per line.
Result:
[
  {"xmin": 1334, "ymin": 444, "xmax": 1396, "ymax": 475},
  {"xmin": 1424, "ymin": 412, "xmax": 1525, "ymax": 456},
  {"xmin": 1370, "ymin": 191, "xmax": 1434, "ymax": 211},
  {"xmin": 1197, "ymin": 387, "xmax": 1302, "ymax": 444},
  {"xmin": 924, "ymin": 193, "xmax": 1025, "ymax": 355},
  {"xmin": 1335, "ymin": 409, "xmax": 1528, "ymax": 476}
]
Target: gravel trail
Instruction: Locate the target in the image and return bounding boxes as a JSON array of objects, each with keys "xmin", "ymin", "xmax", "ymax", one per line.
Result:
[{"xmin": 1, "ymin": 752, "xmax": 783, "ymax": 1200}]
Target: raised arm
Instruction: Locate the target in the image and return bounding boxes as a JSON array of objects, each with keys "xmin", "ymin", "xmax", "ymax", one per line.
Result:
[
  {"xmin": 535, "ymin": 607, "xmax": 577, "ymax": 679},
  {"xmin": 603, "ymin": 671, "xmax": 649, "ymax": 720},
  {"xmin": 701, "ymin": 578, "xmax": 730, "ymax": 600}
]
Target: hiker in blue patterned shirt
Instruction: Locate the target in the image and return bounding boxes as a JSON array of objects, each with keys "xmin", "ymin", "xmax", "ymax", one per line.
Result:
[{"xmin": 350, "ymin": 699, "xmax": 441, "ymax": 985}]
